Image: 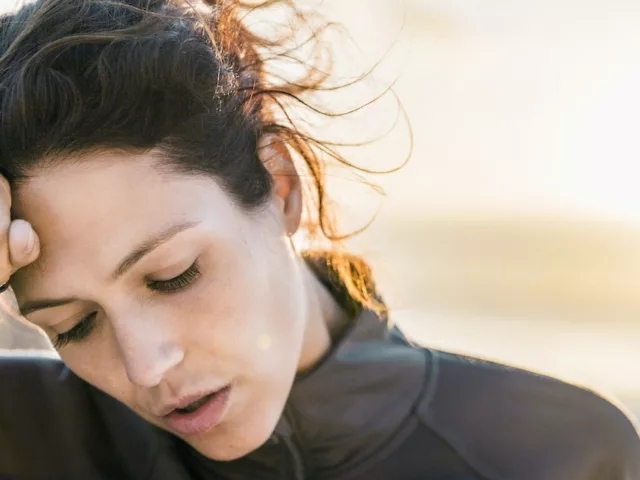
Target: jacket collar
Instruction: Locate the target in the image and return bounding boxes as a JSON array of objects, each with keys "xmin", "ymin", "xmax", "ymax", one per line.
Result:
[{"xmin": 177, "ymin": 303, "xmax": 428, "ymax": 479}]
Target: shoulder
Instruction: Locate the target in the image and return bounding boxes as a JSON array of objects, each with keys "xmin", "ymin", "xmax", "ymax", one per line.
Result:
[
  {"xmin": 0, "ymin": 351, "xmax": 161, "ymax": 479},
  {"xmin": 417, "ymin": 348, "xmax": 640, "ymax": 480},
  {"xmin": 1, "ymin": 348, "xmax": 68, "ymax": 373},
  {"xmin": 0, "ymin": 349, "xmax": 100, "ymax": 415},
  {"xmin": 0, "ymin": 349, "xmax": 77, "ymax": 401}
]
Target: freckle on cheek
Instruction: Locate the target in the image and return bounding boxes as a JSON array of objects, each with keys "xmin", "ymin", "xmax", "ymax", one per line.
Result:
[{"xmin": 256, "ymin": 333, "xmax": 273, "ymax": 351}]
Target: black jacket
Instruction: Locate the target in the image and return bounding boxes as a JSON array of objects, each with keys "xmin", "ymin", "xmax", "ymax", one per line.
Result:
[{"xmin": 1, "ymin": 306, "xmax": 639, "ymax": 480}]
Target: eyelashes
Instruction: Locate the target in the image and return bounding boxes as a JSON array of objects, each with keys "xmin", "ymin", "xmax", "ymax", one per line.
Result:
[
  {"xmin": 53, "ymin": 312, "xmax": 97, "ymax": 348},
  {"xmin": 146, "ymin": 261, "xmax": 201, "ymax": 293},
  {"xmin": 52, "ymin": 261, "xmax": 201, "ymax": 348}
]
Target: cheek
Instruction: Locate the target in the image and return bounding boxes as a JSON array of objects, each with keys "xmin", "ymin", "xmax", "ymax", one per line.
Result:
[
  {"xmin": 184, "ymin": 241, "xmax": 307, "ymax": 376},
  {"xmin": 57, "ymin": 328, "xmax": 136, "ymax": 404}
]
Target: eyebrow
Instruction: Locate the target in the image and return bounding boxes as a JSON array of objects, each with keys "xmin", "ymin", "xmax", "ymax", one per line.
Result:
[
  {"xmin": 20, "ymin": 297, "xmax": 80, "ymax": 316},
  {"xmin": 19, "ymin": 220, "xmax": 199, "ymax": 316},
  {"xmin": 111, "ymin": 220, "xmax": 199, "ymax": 280}
]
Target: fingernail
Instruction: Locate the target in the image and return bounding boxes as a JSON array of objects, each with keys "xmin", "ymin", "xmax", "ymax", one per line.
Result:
[{"xmin": 25, "ymin": 228, "xmax": 35, "ymax": 254}]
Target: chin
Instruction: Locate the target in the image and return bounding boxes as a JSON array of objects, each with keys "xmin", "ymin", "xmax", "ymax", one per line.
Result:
[
  {"xmin": 190, "ymin": 413, "xmax": 278, "ymax": 462},
  {"xmin": 194, "ymin": 443, "xmax": 250, "ymax": 462},
  {"xmin": 191, "ymin": 435, "xmax": 269, "ymax": 462}
]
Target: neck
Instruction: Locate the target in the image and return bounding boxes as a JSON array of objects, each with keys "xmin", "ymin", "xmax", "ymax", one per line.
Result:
[{"xmin": 296, "ymin": 262, "xmax": 349, "ymax": 373}]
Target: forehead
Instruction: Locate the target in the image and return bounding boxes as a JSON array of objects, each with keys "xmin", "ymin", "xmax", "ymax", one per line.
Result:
[{"xmin": 11, "ymin": 151, "xmax": 235, "ymax": 294}]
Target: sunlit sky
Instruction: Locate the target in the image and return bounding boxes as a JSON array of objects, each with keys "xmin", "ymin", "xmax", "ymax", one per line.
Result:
[{"xmin": 324, "ymin": 0, "xmax": 640, "ymax": 223}]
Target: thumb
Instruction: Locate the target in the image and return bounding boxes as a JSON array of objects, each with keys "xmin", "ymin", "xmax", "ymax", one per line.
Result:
[{"xmin": 8, "ymin": 219, "xmax": 40, "ymax": 271}]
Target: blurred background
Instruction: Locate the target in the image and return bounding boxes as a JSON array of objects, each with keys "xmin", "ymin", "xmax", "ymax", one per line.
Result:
[{"xmin": 1, "ymin": 0, "xmax": 639, "ymax": 418}]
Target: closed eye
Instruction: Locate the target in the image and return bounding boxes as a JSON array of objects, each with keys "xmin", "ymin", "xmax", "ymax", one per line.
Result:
[
  {"xmin": 52, "ymin": 262, "xmax": 201, "ymax": 348},
  {"xmin": 53, "ymin": 312, "xmax": 97, "ymax": 348},
  {"xmin": 147, "ymin": 261, "xmax": 201, "ymax": 293}
]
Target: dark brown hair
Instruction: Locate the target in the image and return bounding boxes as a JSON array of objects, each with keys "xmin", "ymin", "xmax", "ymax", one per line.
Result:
[{"xmin": 0, "ymin": 0, "xmax": 400, "ymax": 312}]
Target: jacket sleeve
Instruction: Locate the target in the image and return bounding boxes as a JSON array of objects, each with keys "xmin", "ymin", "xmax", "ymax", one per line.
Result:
[
  {"xmin": 0, "ymin": 352, "xmax": 163, "ymax": 479},
  {"xmin": 418, "ymin": 349, "xmax": 640, "ymax": 480}
]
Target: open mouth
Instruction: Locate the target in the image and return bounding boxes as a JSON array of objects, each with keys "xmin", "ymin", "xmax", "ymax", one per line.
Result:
[
  {"xmin": 164, "ymin": 386, "xmax": 232, "ymax": 436},
  {"xmin": 174, "ymin": 393, "xmax": 215, "ymax": 414}
]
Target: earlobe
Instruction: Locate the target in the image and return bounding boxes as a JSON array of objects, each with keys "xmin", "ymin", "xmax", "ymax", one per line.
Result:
[{"xmin": 257, "ymin": 134, "xmax": 303, "ymax": 236}]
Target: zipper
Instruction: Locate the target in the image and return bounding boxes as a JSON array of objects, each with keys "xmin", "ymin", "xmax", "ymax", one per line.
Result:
[
  {"xmin": 273, "ymin": 412, "xmax": 307, "ymax": 480},
  {"xmin": 281, "ymin": 434, "xmax": 305, "ymax": 480}
]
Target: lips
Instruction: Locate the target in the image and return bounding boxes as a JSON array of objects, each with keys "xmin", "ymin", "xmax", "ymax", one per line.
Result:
[
  {"xmin": 174, "ymin": 393, "xmax": 213, "ymax": 414},
  {"xmin": 162, "ymin": 385, "xmax": 232, "ymax": 436},
  {"xmin": 156, "ymin": 387, "xmax": 225, "ymax": 417}
]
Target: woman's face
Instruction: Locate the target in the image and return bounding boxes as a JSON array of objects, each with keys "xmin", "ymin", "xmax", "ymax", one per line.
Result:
[{"xmin": 10, "ymin": 149, "xmax": 313, "ymax": 460}]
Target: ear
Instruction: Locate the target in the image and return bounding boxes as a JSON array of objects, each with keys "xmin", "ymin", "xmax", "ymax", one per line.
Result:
[{"xmin": 258, "ymin": 134, "xmax": 302, "ymax": 236}]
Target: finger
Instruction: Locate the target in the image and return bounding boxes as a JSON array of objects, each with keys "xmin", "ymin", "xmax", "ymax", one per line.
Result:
[
  {"xmin": 0, "ymin": 175, "xmax": 11, "ymax": 210},
  {"xmin": 8, "ymin": 219, "xmax": 39, "ymax": 270}
]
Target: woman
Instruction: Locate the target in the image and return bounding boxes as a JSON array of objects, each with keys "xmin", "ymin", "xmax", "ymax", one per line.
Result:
[{"xmin": 0, "ymin": 0, "xmax": 638, "ymax": 479}]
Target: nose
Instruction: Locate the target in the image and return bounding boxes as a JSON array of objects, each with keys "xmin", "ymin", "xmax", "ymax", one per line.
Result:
[{"xmin": 110, "ymin": 311, "xmax": 184, "ymax": 388}]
